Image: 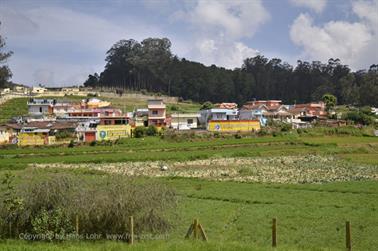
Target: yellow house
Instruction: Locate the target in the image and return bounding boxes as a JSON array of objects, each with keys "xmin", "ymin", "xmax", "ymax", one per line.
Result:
[
  {"xmin": 208, "ymin": 120, "xmax": 260, "ymax": 133},
  {"xmin": 18, "ymin": 129, "xmax": 50, "ymax": 146},
  {"xmin": 96, "ymin": 124, "xmax": 131, "ymax": 141}
]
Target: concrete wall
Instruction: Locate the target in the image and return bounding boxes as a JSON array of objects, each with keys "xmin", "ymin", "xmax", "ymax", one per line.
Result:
[
  {"xmin": 96, "ymin": 125, "xmax": 131, "ymax": 141},
  {"xmin": 208, "ymin": 120, "xmax": 261, "ymax": 132}
]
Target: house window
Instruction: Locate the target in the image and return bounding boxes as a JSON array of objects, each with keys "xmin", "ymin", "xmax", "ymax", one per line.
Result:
[
  {"xmin": 187, "ymin": 119, "xmax": 193, "ymax": 124},
  {"xmin": 104, "ymin": 120, "xmax": 112, "ymax": 125},
  {"xmin": 39, "ymin": 107, "xmax": 42, "ymax": 113},
  {"xmin": 152, "ymin": 110, "xmax": 158, "ymax": 115}
]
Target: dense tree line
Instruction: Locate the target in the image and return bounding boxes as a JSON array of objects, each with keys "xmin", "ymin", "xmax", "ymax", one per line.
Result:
[{"xmin": 84, "ymin": 38, "xmax": 378, "ymax": 106}]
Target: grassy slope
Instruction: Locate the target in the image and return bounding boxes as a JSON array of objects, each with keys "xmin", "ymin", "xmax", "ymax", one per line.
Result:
[{"xmin": 0, "ymin": 98, "xmax": 29, "ymax": 123}]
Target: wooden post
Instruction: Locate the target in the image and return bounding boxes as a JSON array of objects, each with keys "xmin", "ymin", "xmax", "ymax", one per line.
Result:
[
  {"xmin": 193, "ymin": 218, "xmax": 198, "ymax": 240},
  {"xmin": 75, "ymin": 215, "xmax": 79, "ymax": 235},
  {"xmin": 272, "ymin": 218, "xmax": 277, "ymax": 247},
  {"xmin": 129, "ymin": 216, "xmax": 134, "ymax": 245},
  {"xmin": 346, "ymin": 221, "xmax": 351, "ymax": 251}
]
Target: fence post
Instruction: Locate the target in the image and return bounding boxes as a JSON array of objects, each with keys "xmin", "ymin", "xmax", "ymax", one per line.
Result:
[
  {"xmin": 272, "ymin": 218, "xmax": 277, "ymax": 247},
  {"xmin": 129, "ymin": 216, "xmax": 134, "ymax": 245},
  {"xmin": 346, "ymin": 221, "xmax": 351, "ymax": 251},
  {"xmin": 75, "ymin": 215, "xmax": 79, "ymax": 235},
  {"xmin": 193, "ymin": 218, "xmax": 198, "ymax": 240}
]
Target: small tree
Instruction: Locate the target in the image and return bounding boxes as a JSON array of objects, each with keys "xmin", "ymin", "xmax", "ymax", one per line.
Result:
[{"xmin": 322, "ymin": 94, "xmax": 337, "ymax": 112}]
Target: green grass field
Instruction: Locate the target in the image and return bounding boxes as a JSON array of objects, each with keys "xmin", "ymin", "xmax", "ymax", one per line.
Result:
[{"xmin": 0, "ymin": 134, "xmax": 377, "ymax": 250}]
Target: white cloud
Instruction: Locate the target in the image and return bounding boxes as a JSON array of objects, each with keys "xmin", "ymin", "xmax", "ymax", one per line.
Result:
[
  {"xmin": 194, "ymin": 39, "xmax": 259, "ymax": 69},
  {"xmin": 173, "ymin": 0, "xmax": 269, "ymax": 69},
  {"xmin": 289, "ymin": 0, "xmax": 327, "ymax": 13},
  {"xmin": 290, "ymin": 1, "xmax": 378, "ymax": 70},
  {"xmin": 0, "ymin": 5, "xmax": 163, "ymax": 86}
]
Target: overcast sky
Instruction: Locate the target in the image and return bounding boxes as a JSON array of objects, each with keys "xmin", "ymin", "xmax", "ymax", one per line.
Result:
[{"xmin": 1, "ymin": 0, "xmax": 377, "ymax": 87}]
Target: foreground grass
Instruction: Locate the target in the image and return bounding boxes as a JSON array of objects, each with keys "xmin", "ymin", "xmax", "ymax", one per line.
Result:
[
  {"xmin": 0, "ymin": 240, "xmax": 324, "ymax": 251},
  {"xmin": 0, "ymin": 176, "xmax": 377, "ymax": 250}
]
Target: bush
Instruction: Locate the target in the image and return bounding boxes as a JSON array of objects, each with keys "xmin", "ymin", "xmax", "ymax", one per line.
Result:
[
  {"xmin": 68, "ymin": 140, "xmax": 75, "ymax": 148},
  {"xmin": 280, "ymin": 123, "xmax": 292, "ymax": 132},
  {"xmin": 134, "ymin": 126, "xmax": 147, "ymax": 138},
  {"xmin": 170, "ymin": 105, "xmax": 179, "ymax": 111},
  {"xmin": 0, "ymin": 172, "xmax": 176, "ymax": 240},
  {"xmin": 200, "ymin": 101, "xmax": 214, "ymax": 110},
  {"xmin": 31, "ymin": 208, "xmax": 74, "ymax": 241},
  {"xmin": 146, "ymin": 125, "xmax": 158, "ymax": 136},
  {"xmin": 89, "ymin": 140, "xmax": 97, "ymax": 146},
  {"xmin": 343, "ymin": 111, "xmax": 374, "ymax": 125}
]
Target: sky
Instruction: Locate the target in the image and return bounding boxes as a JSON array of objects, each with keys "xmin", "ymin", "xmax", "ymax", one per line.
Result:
[{"xmin": 0, "ymin": 0, "xmax": 377, "ymax": 87}]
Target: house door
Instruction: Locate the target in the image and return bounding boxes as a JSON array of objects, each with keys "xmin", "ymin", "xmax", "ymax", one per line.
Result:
[{"xmin": 85, "ymin": 132, "xmax": 96, "ymax": 142}]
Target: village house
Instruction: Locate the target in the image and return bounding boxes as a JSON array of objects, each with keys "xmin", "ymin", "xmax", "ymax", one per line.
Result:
[
  {"xmin": 241, "ymin": 100, "xmax": 292, "ymax": 123},
  {"xmin": 170, "ymin": 113, "xmax": 200, "ymax": 130},
  {"xmin": 28, "ymin": 98, "xmax": 56, "ymax": 115},
  {"xmin": 5, "ymin": 121, "xmax": 77, "ymax": 146},
  {"xmin": 289, "ymin": 102, "xmax": 327, "ymax": 122},
  {"xmin": 147, "ymin": 99, "xmax": 166, "ymax": 127},
  {"xmin": 199, "ymin": 108, "xmax": 238, "ymax": 126},
  {"xmin": 207, "ymin": 120, "xmax": 261, "ymax": 132},
  {"xmin": 96, "ymin": 117, "xmax": 131, "ymax": 141},
  {"xmin": 62, "ymin": 87, "xmax": 80, "ymax": 95},
  {"xmin": 0, "ymin": 126, "xmax": 10, "ymax": 144},
  {"xmin": 133, "ymin": 108, "xmax": 149, "ymax": 127},
  {"xmin": 14, "ymin": 86, "xmax": 30, "ymax": 94},
  {"xmin": 239, "ymin": 104, "xmax": 267, "ymax": 126},
  {"xmin": 31, "ymin": 86, "xmax": 47, "ymax": 94},
  {"xmin": 0, "ymin": 88, "xmax": 11, "ymax": 95},
  {"xmin": 76, "ymin": 120, "xmax": 99, "ymax": 143}
]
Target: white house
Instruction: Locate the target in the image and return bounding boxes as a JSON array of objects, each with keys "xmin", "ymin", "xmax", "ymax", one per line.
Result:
[
  {"xmin": 32, "ymin": 87, "xmax": 47, "ymax": 94},
  {"xmin": 0, "ymin": 88, "xmax": 11, "ymax": 95},
  {"xmin": 28, "ymin": 98, "xmax": 56, "ymax": 115},
  {"xmin": 170, "ymin": 113, "xmax": 200, "ymax": 130},
  {"xmin": 0, "ymin": 126, "xmax": 10, "ymax": 144},
  {"xmin": 199, "ymin": 108, "xmax": 238, "ymax": 126}
]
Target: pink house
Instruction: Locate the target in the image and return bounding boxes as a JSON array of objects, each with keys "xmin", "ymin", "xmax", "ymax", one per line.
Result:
[{"xmin": 147, "ymin": 99, "xmax": 166, "ymax": 127}]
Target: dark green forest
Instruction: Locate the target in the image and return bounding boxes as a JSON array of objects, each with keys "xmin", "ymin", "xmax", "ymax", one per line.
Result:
[{"xmin": 84, "ymin": 38, "xmax": 378, "ymax": 106}]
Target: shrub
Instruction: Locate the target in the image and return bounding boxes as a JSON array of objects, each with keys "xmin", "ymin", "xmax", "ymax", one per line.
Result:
[
  {"xmin": 134, "ymin": 126, "xmax": 147, "ymax": 138},
  {"xmin": 343, "ymin": 110, "xmax": 374, "ymax": 125},
  {"xmin": 31, "ymin": 208, "xmax": 74, "ymax": 241},
  {"xmin": 68, "ymin": 140, "xmax": 75, "ymax": 148},
  {"xmin": 0, "ymin": 172, "xmax": 176, "ymax": 240},
  {"xmin": 200, "ymin": 101, "xmax": 214, "ymax": 110},
  {"xmin": 280, "ymin": 123, "xmax": 292, "ymax": 132},
  {"xmin": 257, "ymin": 128, "xmax": 269, "ymax": 136},
  {"xmin": 146, "ymin": 125, "xmax": 158, "ymax": 136},
  {"xmin": 89, "ymin": 140, "xmax": 97, "ymax": 146},
  {"xmin": 170, "ymin": 105, "xmax": 179, "ymax": 111}
]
